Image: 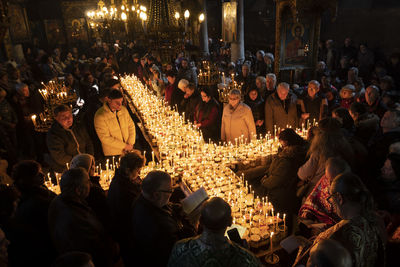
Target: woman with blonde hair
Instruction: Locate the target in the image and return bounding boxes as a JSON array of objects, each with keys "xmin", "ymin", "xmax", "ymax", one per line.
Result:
[{"xmin": 297, "ymin": 118, "xmax": 354, "ymax": 199}]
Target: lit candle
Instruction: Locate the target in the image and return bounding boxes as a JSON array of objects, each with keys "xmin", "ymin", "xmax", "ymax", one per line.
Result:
[
  {"xmin": 66, "ymin": 163, "xmax": 69, "ymax": 170},
  {"xmin": 31, "ymin": 115, "xmax": 37, "ymax": 128},
  {"xmin": 283, "ymin": 213, "xmax": 286, "ymax": 231},
  {"xmin": 270, "ymin": 231, "xmax": 274, "ymax": 253},
  {"xmin": 152, "ymin": 151, "xmax": 155, "ymax": 163}
]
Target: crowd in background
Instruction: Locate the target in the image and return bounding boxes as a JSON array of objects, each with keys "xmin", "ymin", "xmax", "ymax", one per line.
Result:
[{"xmin": 0, "ymin": 36, "xmax": 400, "ymax": 267}]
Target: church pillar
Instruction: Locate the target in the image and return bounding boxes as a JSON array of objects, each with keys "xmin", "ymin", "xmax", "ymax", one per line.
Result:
[
  {"xmin": 199, "ymin": 0, "xmax": 209, "ymax": 56},
  {"xmin": 231, "ymin": 0, "xmax": 244, "ymax": 63}
]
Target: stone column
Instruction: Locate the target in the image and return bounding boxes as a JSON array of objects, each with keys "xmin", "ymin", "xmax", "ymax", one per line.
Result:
[
  {"xmin": 231, "ymin": 0, "xmax": 244, "ymax": 63},
  {"xmin": 199, "ymin": 0, "xmax": 209, "ymax": 56}
]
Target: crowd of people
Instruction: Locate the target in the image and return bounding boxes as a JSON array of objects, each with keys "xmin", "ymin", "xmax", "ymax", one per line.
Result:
[{"xmin": 0, "ymin": 36, "xmax": 399, "ymax": 267}]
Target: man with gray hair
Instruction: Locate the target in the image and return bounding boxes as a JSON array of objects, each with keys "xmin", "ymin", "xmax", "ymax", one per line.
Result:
[
  {"xmin": 131, "ymin": 170, "xmax": 196, "ymax": 267},
  {"xmin": 171, "ymin": 79, "xmax": 188, "ymax": 113},
  {"xmin": 266, "ymin": 73, "xmax": 277, "ymax": 98},
  {"xmin": 48, "ymin": 168, "xmax": 117, "ymax": 267},
  {"xmin": 264, "ymin": 82, "xmax": 298, "ymax": 134}
]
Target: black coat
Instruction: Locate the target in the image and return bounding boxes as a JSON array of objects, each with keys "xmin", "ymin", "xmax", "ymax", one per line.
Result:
[
  {"xmin": 261, "ymin": 144, "xmax": 308, "ymax": 214},
  {"xmin": 107, "ymin": 171, "xmax": 141, "ymax": 266},
  {"xmin": 183, "ymin": 91, "xmax": 202, "ymax": 123},
  {"xmin": 5, "ymin": 186, "xmax": 56, "ymax": 267},
  {"xmin": 171, "ymin": 87, "xmax": 185, "ymax": 113},
  {"xmin": 107, "ymin": 171, "xmax": 141, "ymax": 241},
  {"xmin": 131, "ymin": 195, "xmax": 196, "ymax": 267},
  {"xmin": 48, "ymin": 194, "xmax": 116, "ymax": 267},
  {"xmin": 245, "ymin": 95, "xmax": 265, "ymax": 135},
  {"xmin": 87, "ymin": 175, "xmax": 111, "ymax": 231},
  {"xmin": 46, "ymin": 121, "xmax": 94, "ymax": 172}
]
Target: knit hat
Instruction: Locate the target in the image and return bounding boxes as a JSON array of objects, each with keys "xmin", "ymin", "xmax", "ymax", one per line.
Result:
[{"xmin": 70, "ymin": 154, "xmax": 94, "ymax": 173}]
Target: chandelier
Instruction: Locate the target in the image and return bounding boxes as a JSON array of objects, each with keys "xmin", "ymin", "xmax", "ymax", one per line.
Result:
[{"xmin": 86, "ymin": 0, "xmax": 147, "ymax": 22}]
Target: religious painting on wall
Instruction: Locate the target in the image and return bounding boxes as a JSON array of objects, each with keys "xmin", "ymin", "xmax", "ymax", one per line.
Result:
[
  {"xmin": 65, "ymin": 18, "xmax": 89, "ymax": 43},
  {"xmin": 44, "ymin": 20, "xmax": 66, "ymax": 46},
  {"xmin": 8, "ymin": 3, "xmax": 30, "ymax": 43},
  {"xmin": 222, "ymin": 1, "xmax": 237, "ymax": 42},
  {"xmin": 281, "ymin": 21, "xmax": 313, "ymax": 67}
]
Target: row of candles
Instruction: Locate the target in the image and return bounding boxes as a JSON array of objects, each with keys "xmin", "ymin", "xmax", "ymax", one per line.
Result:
[
  {"xmin": 120, "ymin": 74, "xmax": 296, "ymax": 244},
  {"xmin": 38, "ymin": 80, "xmax": 72, "ymax": 101}
]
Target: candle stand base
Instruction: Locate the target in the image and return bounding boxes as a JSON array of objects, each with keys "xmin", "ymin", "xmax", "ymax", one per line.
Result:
[{"xmin": 265, "ymin": 253, "xmax": 279, "ymax": 264}]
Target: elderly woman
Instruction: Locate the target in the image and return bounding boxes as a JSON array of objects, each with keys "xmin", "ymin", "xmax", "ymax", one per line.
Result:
[
  {"xmin": 297, "ymin": 118, "xmax": 354, "ymax": 199},
  {"xmin": 221, "ymin": 89, "xmax": 256, "ymax": 144}
]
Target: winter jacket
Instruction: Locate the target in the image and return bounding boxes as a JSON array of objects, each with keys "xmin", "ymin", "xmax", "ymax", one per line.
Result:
[
  {"xmin": 221, "ymin": 103, "xmax": 256, "ymax": 144},
  {"xmin": 261, "ymin": 144, "xmax": 307, "ymax": 213},
  {"xmin": 48, "ymin": 194, "xmax": 116, "ymax": 267},
  {"xmin": 94, "ymin": 103, "xmax": 136, "ymax": 156},
  {"xmin": 46, "ymin": 121, "xmax": 94, "ymax": 172},
  {"xmin": 265, "ymin": 92, "xmax": 298, "ymax": 133}
]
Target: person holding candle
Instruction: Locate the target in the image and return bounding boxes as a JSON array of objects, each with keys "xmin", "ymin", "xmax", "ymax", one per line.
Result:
[
  {"xmin": 194, "ymin": 87, "xmax": 220, "ymax": 142},
  {"xmin": 11, "ymin": 83, "xmax": 42, "ymax": 159},
  {"xmin": 94, "ymin": 89, "xmax": 136, "ymax": 157},
  {"xmin": 221, "ymin": 89, "xmax": 256, "ymax": 144},
  {"xmin": 107, "ymin": 151, "xmax": 145, "ymax": 266},
  {"xmin": 264, "ymin": 82, "xmax": 299, "ymax": 135},
  {"xmin": 168, "ymin": 197, "xmax": 261, "ymax": 267},
  {"xmin": 47, "ymin": 104, "xmax": 94, "ymax": 173}
]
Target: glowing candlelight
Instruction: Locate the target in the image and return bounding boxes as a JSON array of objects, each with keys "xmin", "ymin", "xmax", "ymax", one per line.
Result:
[{"xmin": 31, "ymin": 115, "xmax": 37, "ymax": 128}]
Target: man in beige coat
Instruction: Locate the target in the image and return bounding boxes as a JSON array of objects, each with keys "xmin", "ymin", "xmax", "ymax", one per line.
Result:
[
  {"xmin": 94, "ymin": 89, "xmax": 136, "ymax": 156},
  {"xmin": 221, "ymin": 89, "xmax": 256, "ymax": 144},
  {"xmin": 264, "ymin": 82, "xmax": 298, "ymax": 134}
]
